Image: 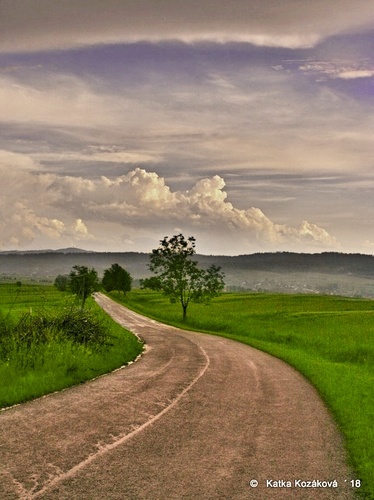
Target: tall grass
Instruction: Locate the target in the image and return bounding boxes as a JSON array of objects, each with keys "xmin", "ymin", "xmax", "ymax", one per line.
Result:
[
  {"xmin": 117, "ymin": 290, "xmax": 373, "ymax": 498},
  {"xmin": 0, "ymin": 285, "xmax": 143, "ymax": 409}
]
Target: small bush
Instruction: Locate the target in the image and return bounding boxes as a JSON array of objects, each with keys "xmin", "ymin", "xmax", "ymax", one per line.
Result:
[{"xmin": 55, "ymin": 308, "xmax": 108, "ymax": 347}]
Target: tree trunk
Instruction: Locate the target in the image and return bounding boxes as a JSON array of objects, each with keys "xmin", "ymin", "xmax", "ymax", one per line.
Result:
[{"xmin": 182, "ymin": 303, "xmax": 187, "ymax": 321}]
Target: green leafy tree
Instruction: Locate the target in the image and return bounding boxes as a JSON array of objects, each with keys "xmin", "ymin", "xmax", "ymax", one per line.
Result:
[
  {"xmin": 149, "ymin": 234, "xmax": 225, "ymax": 320},
  {"xmin": 140, "ymin": 276, "xmax": 163, "ymax": 291},
  {"xmin": 54, "ymin": 274, "xmax": 69, "ymax": 291},
  {"xmin": 102, "ymin": 263, "xmax": 132, "ymax": 295},
  {"xmin": 69, "ymin": 265, "xmax": 100, "ymax": 309}
]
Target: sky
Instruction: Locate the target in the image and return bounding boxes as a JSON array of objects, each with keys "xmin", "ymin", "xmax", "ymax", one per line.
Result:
[{"xmin": 1, "ymin": 0, "xmax": 374, "ymax": 255}]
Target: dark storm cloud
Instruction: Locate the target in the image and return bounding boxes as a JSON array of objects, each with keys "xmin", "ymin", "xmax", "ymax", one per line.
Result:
[{"xmin": 1, "ymin": 0, "xmax": 374, "ymax": 52}]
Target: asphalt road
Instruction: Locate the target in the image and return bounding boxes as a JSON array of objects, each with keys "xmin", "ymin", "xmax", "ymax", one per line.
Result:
[{"xmin": 0, "ymin": 293, "xmax": 355, "ymax": 499}]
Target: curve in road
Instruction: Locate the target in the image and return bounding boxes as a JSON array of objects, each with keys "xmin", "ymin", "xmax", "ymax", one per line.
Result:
[{"xmin": 0, "ymin": 293, "xmax": 354, "ymax": 499}]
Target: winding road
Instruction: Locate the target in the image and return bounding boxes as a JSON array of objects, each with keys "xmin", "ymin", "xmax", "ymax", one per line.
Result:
[{"xmin": 0, "ymin": 293, "xmax": 354, "ymax": 499}]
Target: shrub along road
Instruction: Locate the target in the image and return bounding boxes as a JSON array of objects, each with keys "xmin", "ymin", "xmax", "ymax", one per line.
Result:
[{"xmin": 0, "ymin": 293, "xmax": 355, "ymax": 499}]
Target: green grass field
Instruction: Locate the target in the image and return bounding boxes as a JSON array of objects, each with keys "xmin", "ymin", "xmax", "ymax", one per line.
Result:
[
  {"xmin": 115, "ymin": 290, "xmax": 373, "ymax": 498},
  {"xmin": 0, "ymin": 284, "xmax": 143, "ymax": 409}
]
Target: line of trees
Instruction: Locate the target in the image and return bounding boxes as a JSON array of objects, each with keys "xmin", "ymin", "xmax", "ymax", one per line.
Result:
[
  {"xmin": 54, "ymin": 234, "xmax": 225, "ymax": 319},
  {"xmin": 54, "ymin": 263, "xmax": 132, "ymax": 309}
]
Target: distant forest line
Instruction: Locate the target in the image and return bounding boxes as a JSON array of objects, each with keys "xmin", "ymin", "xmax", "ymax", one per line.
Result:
[{"xmin": 1, "ymin": 250, "xmax": 374, "ymax": 297}]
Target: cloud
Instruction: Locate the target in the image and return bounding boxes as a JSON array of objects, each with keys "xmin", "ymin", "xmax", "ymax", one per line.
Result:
[
  {"xmin": 363, "ymin": 240, "xmax": 374, "ymax": 253},
  {"xmin": 1, "ymin": 56, "xmax": 372, "ymax": 178},
  {"xmin": 298, "ymin": 61, "xmax": 374, "ymax": 81},
  {"xmin": 0, "ymin": 151, "xmax": 94, "ymax": 248},
  {"xmin": 0, "ymin": 149, "xmax": 37, "ymax": 171},
  {"xmin": 1, "ymin": 1, "xmax": 374, "ymax": 52},
  {"xmin": 74, "ymin": 218, "xmax": 89, "ymax": 237},
  {"xmin": 0, "ymin": 196, "xmax": 66, "ymax": 248},
  {"xmin": 0, "ymin": 73, "xmax": 130, "ymax": 129},
  {"xmin": 179, "ymin": 176, "xmax": 337, "ymax": 248},
  {"xmin": 336, "ymin": 70, "xmax": 374, "ymax": 80},
  {"xmin": 0, "ymin": 156, "xmax": 338, "ymax": 252},
  {"xmin": 1, "ymin": 32, "xmax": 372, "ymax": 254}
]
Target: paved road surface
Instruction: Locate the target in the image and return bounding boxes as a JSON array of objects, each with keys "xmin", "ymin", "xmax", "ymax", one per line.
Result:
[{"xmin": 0, "ymin": 293, "xmax": 355, "ymax": 499}]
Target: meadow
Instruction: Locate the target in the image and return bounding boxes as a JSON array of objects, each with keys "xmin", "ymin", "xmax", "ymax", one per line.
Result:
[
  {"xmin": 115, "ymin": 290, "xmax": 373, "ymax": 498},
  {"xmin": 0, "ymin": 284, "xmax": 143, "ymax": 409}
]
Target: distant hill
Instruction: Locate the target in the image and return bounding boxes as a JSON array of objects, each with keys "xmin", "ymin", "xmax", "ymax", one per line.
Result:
[
  {"xmin": 0, "ymin": 251, "xmax": 147, "ymax": 282},
  {"xmin": 202, "ymin": 252, "xmax": 374, "ymax": 277},
  {"xmin": 1, "ymin": 251, "xmax": 374, "ymax": 297},
  {"xmin": 0, "ymin": 247, "xmax": 93, "ymax": 255}
]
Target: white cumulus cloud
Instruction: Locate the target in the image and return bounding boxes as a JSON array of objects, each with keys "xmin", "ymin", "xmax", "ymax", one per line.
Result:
[
  {"xmin": 0, "ymin": 157, "xmax": 339, "ymax": 252},
  {"xmin": 41, "ymin": 167, "xmax": 339, "ymax": 251},
  {"xmin": 0, "ymin": 151, "xmax": 94, "ymax": 248}
]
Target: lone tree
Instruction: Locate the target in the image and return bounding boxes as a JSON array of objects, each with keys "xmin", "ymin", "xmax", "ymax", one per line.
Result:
[
  {"xmin": 148, "ymin": 234, "xmax": 225, "ymax": 320},
  {"xmin": 102, "ymin": 263, "xmax": 132, "ymax": 295},
  {"xmin": 69, "ymin": 265, "xmax": 100, "ymax": 309}
]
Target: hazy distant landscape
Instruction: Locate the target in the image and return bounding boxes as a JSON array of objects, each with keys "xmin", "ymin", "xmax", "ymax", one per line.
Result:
[{"xmin": 1, "ymin": 249, "xmax": 374, "ymax": 298}]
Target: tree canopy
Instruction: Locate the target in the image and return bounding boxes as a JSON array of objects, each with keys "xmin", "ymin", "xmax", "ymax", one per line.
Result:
[
  {"xmin": 54, "ymin": 274, "xmax": 69, "ymax": 291},
  {"xmin": 102, "ymin": 263, "xmax": 132, "ymax": 295},
  {"xmin": 148, "ymin": 234, "xmax": 225, "ymax": 319},
  {"xmin": 139, "ymin": 276, "xmax": 162, "ymax": 291},
  {"xmin": 69, "ymin": 265, "xmax": 100, "ymax": 309}
]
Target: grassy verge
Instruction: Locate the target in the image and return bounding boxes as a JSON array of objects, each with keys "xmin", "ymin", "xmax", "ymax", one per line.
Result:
[
  {"xmin": 0, "ymin": 284, "xmax": 143, "ymax": 409},
  {"xmin": 112, "ymin": 290, "xmax": 373, "ymax": 498}
]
